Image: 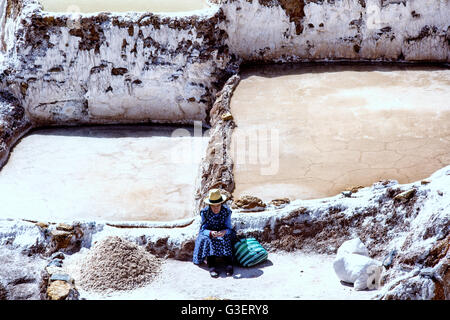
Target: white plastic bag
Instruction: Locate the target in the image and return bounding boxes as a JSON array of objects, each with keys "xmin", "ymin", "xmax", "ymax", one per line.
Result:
[
  {"xmin": 336, "ymin": 237, "xmax": 369, "ymax": 257},
  {"xmin": 333, "ymin": 238, "xmax": 383, "ymax": 291}
]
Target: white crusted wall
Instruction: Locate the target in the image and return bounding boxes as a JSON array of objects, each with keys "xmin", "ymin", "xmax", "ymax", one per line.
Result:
[
  {"xmin": 0, "ymin": 0, "xmax": 24, "ymax": 65},
  {"xmin": 22, "ymin": 22, "xmax": 228, "ymax": 124},
  {"xmin": 223, "ymin": 0, "xmax": 450, "ymax": 62},
  {"xmin": 221, "ymin": 0, "xmax": 294, "ymax": 60},
  {"xmin": 0, "ymin": 0, "xmax": 13, "ymax": 54},
  {"xmin": 2, "ymin": 0, "xmax": 234, "ymax": 126},
  {"xmin": 1, "ymin": 0, "xmax": 448, "ymax": 125}
]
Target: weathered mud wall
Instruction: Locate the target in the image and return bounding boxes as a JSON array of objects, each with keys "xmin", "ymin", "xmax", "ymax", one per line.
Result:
[
  {"xmin": 193, "ymin": 74, "xmax": 239, "ymax": 213},
  {"xmin": 221, "ymin": 0, "xmax": 450, "ymax": 62},
  {"xmin": 0, "ymin": 90, "xmax": 31, "ymax": 169},
  {"xmin": 1, "ymin": 0, "xmax": 237, "ymax": 127}
]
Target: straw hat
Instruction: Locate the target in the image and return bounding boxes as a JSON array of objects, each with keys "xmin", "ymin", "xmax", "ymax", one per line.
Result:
[{"xmin": 203, "ymin": 188, "xmax": 227, "ymax": 205}]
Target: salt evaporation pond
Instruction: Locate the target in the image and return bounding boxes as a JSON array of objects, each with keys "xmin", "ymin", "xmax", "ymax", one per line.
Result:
[
  {"xmin": 39, "ymin": 0, "xmax": 210, "ymax": 13},
  {"xmin": 0, "ymin": 125, "xmax": 209, "ymax": 222},
  {"xmin": 230, "ymin": 64, "xmax": 450, "ymax": 202}
]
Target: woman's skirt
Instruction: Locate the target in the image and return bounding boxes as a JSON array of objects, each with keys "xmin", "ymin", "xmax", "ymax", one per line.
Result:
[{"xmin": 192, "ymin": 230, "xmax": 236, "ymax": 265}]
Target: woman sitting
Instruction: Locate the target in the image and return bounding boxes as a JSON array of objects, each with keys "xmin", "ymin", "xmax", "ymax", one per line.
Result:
[{"xmin": 193, "ymin": 188, "xmax": 236, "ymax": 278}]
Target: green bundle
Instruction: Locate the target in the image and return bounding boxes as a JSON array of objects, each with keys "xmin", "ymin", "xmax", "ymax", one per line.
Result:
[{"xmin": 234, "ymin": 238, "xmax": 268, "ymax": 267}]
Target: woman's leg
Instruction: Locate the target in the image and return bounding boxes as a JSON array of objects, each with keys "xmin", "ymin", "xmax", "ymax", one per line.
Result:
[
  {"xmin": 223, "ymin": 255, "xmax": 233, "ymax": 266},
  {"xmin": 207, "ymin": 255, "xmax": 216, "ymax": 268},
  {"xmin": 223, "ymin": 255, "xmax": 234, "ymax": 276},
  {"xmin": 207, "ymin": 256, "xmax": 219, "ymax": 278}
]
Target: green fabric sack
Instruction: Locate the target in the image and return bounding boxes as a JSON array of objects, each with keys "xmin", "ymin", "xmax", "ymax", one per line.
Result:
[{"xmin": 234, "ymin": 238, "xmax": 268, "ymax": 267}]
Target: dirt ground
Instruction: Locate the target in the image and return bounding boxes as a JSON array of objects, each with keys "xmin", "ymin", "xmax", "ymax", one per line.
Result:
[{"xmin": 68, "ymin": 250, "xmax": 380, "ymax": 300}]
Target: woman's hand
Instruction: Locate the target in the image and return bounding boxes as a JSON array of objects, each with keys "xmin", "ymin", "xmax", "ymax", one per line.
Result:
[{"xmin": 211, "ymin": 230, "xmax": 227, "ymax": 238}]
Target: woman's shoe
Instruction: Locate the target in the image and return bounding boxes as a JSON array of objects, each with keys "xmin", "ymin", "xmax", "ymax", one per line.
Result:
[
  {"xmin": 225, "ymin": 265, "xmax": 234, "ymax": 276},
  {"xmin": 209, "ymin": 267, "xmax": 219, "ymax": 278}
]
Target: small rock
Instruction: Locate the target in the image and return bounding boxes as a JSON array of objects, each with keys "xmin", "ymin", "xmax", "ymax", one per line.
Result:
[
  {"xmin": 269, "ymin": 198, "xmax": 290, "ymax": 207},
  {"xmin": 347, "ymin": 185, "xmax": 364, "ymax": 193},
  {"xmin": 47, "ymin": 259, "xmax": 63, "ymax": 268},
  {"xmin": 231, "ymin": 195, "xmax": 266, "ymax": 211},
  {"xmin": 47, "ymin": 280, "xmax": 72, "ymax": 300},
  {"xmin": 50, "ymin": 230, "xmax": 73, "ymax": 249},
  {"xmin": 50, "ymin": 273, "xmax": 73, "ymax": 284},
  {"xmin": 382, "ymin": 249, "xmax": 397, "ymax": 269},
  {"xmin": 342, "ymin": 191, "xmax": 352, "ymax": 198},
  {"xmin": 420, "ymin": 180, "xmax": 431, "ymax": 185},
  {"xmin": 111, "ymin": 67, "xmax": 128, "ymax": 76},
  {"xmin": 373, "ymin": 179, "xmax": 397, "ymax": 190},
  {"xmin": 35, "ymin": 222, "xmax": 49, "ymax": 229},
  {"xmin": 50, "ymin": 252, "xmax": 65, "ymax": 260},
  {"xmin": 437, "ymin": 190, "xmax": 443, "ymax": 196},
  {"xmin": 50, "ymin": 230, "xmax": 73, "ymax": 238},
  {"xmin": 394, "ymin": 188, "xmax": 416, "ymax": 202},
  {"xmin": 221, "ymin": 112, "xmax": 233, "ymax": 121},
  {"xmin": 45, "ymin": 266, "xmax": 64, "ymax": 275},
  {"xmin": 56, "ymin": 223, "xmax": 74, "ymax": 232},
  {"xmin": 66, "ymin": 288, "xmax": 80, "ymax": 300}
]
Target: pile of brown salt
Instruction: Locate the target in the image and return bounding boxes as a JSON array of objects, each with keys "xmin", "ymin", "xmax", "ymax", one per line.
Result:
[{"xmin": 78, "ymin": 236, "xmax": 162, "ymax": 292}]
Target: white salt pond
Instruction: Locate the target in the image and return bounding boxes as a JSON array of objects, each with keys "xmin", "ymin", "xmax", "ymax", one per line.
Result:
[
  {"xmin": 0, "ymin": 124, "xmax": 209, "ymax": 222},
  {"xmin": 230, "ymin": 64, "xmax": 450, "ymax": 202},
  {"xmin": 39, "ymin": 0, "xmax": 210, "ymax": 13}
]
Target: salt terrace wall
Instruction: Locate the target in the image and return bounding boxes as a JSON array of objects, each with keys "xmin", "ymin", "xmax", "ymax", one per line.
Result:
[
  {"xmin": 0, "ymin": 0, "xmax": 448, "ymax": 132},
  {"xmin": 0, "ymin": 0, "xmax": 237, "ymax": 128},
  {"xmin": 221, "ymin": 0, "xmax": 450, "ymax": 62},
  {"xmin": 0, "ymin": 0, "xmax": 23, "ymax": 54}
]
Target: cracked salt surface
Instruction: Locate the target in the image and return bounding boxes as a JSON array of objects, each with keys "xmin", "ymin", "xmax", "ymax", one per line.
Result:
[
  {"xmin": 0, "ymin": 124, "xmax": 209, "ymax": 222},
  {"xmin": 230, "ymin": 64, "xmax": 450, "ymax": 203}
]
